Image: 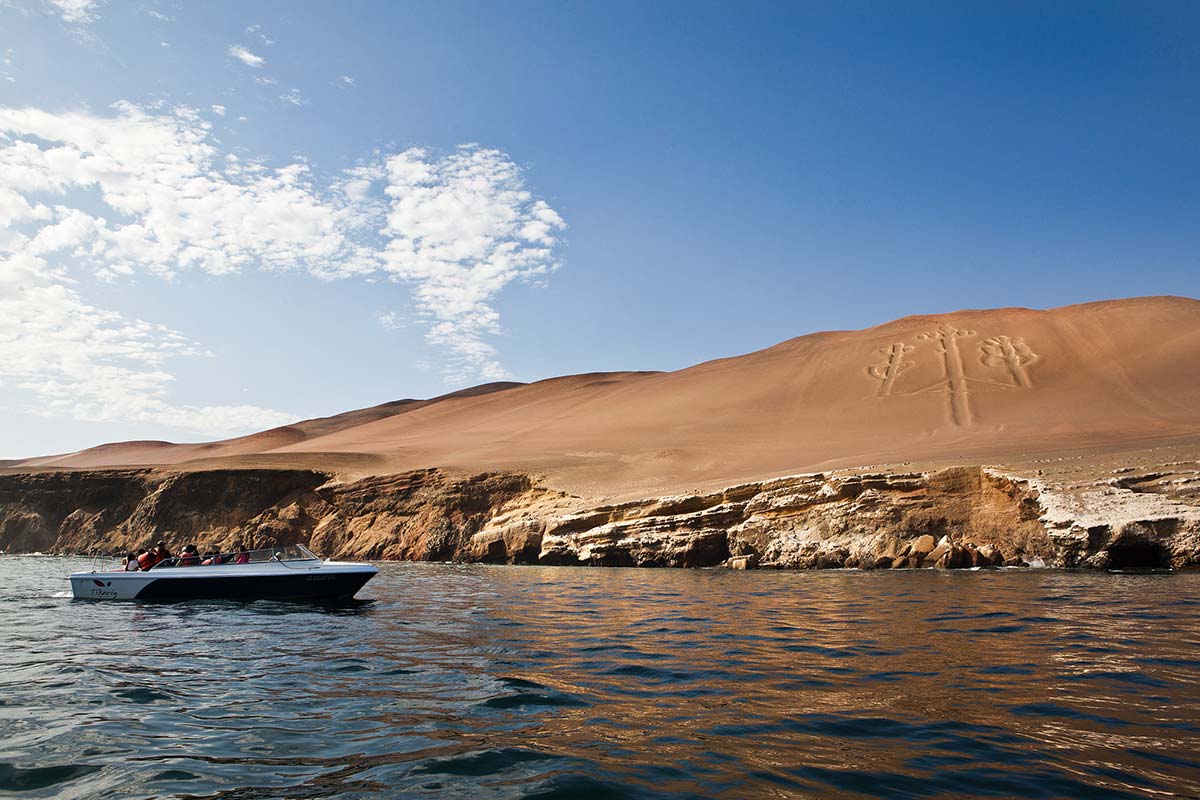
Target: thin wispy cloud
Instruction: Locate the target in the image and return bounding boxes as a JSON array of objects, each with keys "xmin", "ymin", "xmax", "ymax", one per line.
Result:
[
  {"xmin": 0, "ymin": 102, "xmax": 565, "ymax": 431},
  {"xmin": 377, "ymin": 311, "xmax": 405, "ymax": 330},
  {"xmin": 279, "ymin": 88, "xmax": 304, "ymax": 106},
  {"xmin": 338, "ymin": 75, "xmax": 355, "ymax": 88},
  {"xmin": 245, "ymin": 24, "xmax": 274, "ymax": 46},
  {"xmin": 45, "ymin": 0, "xmax": 102, "ymax": 24},
  {"xmin": 211, "ymin": 104, "xmax": 226, "ymax": 116},
  {"xmin": 227, "ymin": 44, "xmax": 264, "ymax": 68},
  {"xmin": 145, "ymin": 9, "xmax": 171, "ymax": 22}
]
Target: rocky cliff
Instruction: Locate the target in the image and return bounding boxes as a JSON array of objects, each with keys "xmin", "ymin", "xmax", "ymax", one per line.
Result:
[{"xmin": 3, "ymin": 460, "xmax": 1198, "ymax": 570}]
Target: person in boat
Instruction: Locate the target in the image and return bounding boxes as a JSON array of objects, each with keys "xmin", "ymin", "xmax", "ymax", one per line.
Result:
[
  {"xmin": 137, "ymin": 547, "xmax": 159, "ymax": 570},
  {"xmin": 123, "ymin": 552, "xmax": 140, "ymax": 571},
  {"xmin": 178, "ymin": 544, "xmax": 201, "ymax": 566},
  {"xmin": 152, "ymin": 541, "xmax": 173, "ymax": 566},
  {"xmin": 201, "ymin": 549, "xmax": 228, "ymax": 566},
  {"xmin": 234, "ymin": 543, "xmax": 250, "ymax": 564}
]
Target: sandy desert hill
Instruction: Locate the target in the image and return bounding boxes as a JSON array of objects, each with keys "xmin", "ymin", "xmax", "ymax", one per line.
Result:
[{"xmin": 9, "ymin": 296, "xmax": 1200, "ymax": 500}]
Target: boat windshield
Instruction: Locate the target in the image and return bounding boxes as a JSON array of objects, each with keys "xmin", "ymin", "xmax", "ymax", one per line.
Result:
[
  {"xmin": 153, "ymin": 543, "xmax": 321, "ymax": 568},
  {"xmin": 258, "ymin": 544, "xmax": 320, "ymax": 562}
]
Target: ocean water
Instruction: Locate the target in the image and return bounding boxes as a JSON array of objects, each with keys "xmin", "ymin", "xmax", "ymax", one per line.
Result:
[{"xmin": 1, "ymin": 557, "xmax": 1198, "ymax": 800}]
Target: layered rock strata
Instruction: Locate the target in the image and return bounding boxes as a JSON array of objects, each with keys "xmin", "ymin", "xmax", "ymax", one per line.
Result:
[{"xmin": 2, "ymin": 464, "xmax": 1198, "ymax": 570}]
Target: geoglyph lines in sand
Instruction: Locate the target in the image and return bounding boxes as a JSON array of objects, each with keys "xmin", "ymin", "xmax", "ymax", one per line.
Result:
[
  {"xmin": 867, "ymin": 342, "xmax": 916, "ymax": 396},
  {"xmin": 865, "ymin": 325, "xmax": 1042, "ymax": 428},
  {"xmin": 916, "ymin": 325, "xmax": 978, "ymax": 427},
  {"xmin": 980, "ymin": 335, "xmax": 1039, "ymax": 388}
]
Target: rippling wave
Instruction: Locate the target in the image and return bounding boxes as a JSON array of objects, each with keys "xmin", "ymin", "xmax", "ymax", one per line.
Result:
[{"xmin": 1, "ymin": 558, "xmax": 1198, "ymax": 799}]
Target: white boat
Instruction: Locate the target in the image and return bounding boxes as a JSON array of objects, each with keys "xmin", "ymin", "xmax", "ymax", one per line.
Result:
[{"xmin": 70, "ymin": 544, "xmax": 377, "ymax": 601}]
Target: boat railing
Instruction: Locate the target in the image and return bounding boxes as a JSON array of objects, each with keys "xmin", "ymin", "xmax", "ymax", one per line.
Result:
[{"xmin": 150, "ymin": 544, "xmax": 320, "ymax": 569}]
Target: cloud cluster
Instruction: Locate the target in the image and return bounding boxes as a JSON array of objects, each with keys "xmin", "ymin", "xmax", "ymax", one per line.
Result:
[
  {"xmin": 227, "ymin": 45, "xmax": 264, "ymax": 68},
  {"xmin": 0, "ymin": 104, "xmax": 360, "ymax": 279},
  {"xmin": 380, "ymin": 147, "xmax": 565, "ymax": 381},
  {"xmin": 0, "ymin": 102, "xmax": 565, "ymax": 436},
  {"xmin": 45, "ymin": 0, "xmax": 102, "ymax": 24}
]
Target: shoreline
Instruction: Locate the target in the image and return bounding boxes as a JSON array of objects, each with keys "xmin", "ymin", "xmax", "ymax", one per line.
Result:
[{"xmin": 3, "ymin": 450, "xmax": 1197, "ymax": 572}]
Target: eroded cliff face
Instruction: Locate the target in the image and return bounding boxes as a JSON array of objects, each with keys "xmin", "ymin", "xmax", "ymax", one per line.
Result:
[
  {"xmin": 466, "ymin": 466, "xmax": 1154, "ymax": 569},
  {"xmin": 0, "ymin": 468, "xmax": 555, "ymax": 561},
  {"xmin": 2, "ymin": 463, "xmax": 1198, "ymax": 570}
]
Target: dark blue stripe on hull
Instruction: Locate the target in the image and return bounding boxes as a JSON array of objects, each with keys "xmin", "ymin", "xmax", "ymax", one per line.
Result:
[{"xmin": 133, "ymin": 571, "xmax": 374, "ymax": 601}]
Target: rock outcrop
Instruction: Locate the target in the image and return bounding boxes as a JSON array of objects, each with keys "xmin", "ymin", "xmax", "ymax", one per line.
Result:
[
  {"xmin": 0, "ymin": 468, "xmax": 557, "ymax": 561},
  {"xmin": 3, "ymin": 462, "xmax": 1198, "ymax": 570}
]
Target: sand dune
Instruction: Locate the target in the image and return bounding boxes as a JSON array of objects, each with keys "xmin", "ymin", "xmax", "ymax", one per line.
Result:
[
  {"xmin": 11, "ymin": 296, "xmax": 1200, "ymax": 499},
  {"xmin": 12, "ymin": 382, "xmax": 523, "ymax": 471}
]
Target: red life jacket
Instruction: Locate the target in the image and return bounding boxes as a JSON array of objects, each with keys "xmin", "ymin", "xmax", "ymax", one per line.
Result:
[{"xmin": 137, "ymin": 552, "xmax": 157, "ymax": 570}]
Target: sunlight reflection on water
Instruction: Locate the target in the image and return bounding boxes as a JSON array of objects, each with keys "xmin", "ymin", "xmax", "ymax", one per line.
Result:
[{"xmin": 1, "ymin": 557, "xmax": 1198, "ymax": 799}]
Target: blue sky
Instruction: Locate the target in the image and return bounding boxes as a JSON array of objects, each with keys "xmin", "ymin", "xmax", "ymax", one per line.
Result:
[{"xmin": 1, "ymin": 1, "xmax": 1197, "ymax": 458}]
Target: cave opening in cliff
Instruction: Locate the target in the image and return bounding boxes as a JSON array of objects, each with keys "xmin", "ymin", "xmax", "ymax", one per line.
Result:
[{"xmin": 1105, "ymin": 539, "xmax": 1171, "ymax": 570}]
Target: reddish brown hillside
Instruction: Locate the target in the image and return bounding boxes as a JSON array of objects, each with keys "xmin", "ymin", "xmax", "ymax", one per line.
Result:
[{"xmin": 10, "ymin": 297, "xmax": 1200, "ymax": 499}]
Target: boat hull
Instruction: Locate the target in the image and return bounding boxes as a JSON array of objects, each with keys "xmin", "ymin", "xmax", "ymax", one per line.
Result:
[{"xmin": 70, "ymin": 561, "xmax": 377, "ymax": 602}]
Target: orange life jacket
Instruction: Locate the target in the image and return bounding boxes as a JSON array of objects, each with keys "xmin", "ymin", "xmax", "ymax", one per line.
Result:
[{"xmin": 137, "ymin": 552, "xmax": 157, "ymax": 570}]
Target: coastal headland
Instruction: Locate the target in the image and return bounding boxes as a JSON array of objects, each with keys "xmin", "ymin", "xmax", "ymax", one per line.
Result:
[{"xmin": 4, "ymin": 295, "xmax": 1199, "ymax": 569}]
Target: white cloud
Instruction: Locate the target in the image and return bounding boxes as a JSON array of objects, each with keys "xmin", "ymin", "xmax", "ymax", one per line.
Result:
[
  {"xmin": 226, "ymin": 44, "xmax": 264, "ymax": 68},
  {"xmin": 254, "ymin": 76, "xmax": 277, "ymax": 86},
  {"xmin": 0, "ymin": 280, "xmax": 294, "ymax": 434},
  {"xmin": 46, "ymin": 0, "xmax": 102, "ymax": 24},
  {"xmin": 211, "ymin": 104, "xmax": 226, "ymax": 116},
  {"xmin": 0, "ymin": 103, "xmax": 362, "ymax": 279},
  {"xmin": 0, "ymin": 103, "xmax": 345, "ymax": 432},
  {"xmin": 377, "ymin": 310, "xmax": 405, "ymax": 330},
  {"xmin": 146, "ymin": 9, "xmax": 172, "ymax": 21},
  {"xmin": 279, "ymin": 88, "xmax": 304, "ymax": 106},
  {"xmin": 338, "ymin": 75, "xmax": 355, "ymax": 88},
  {"xmin": 0, "ymin": 102, "xmax": 564, "ymax": 433},
  {"xmin": 378, "ymin": 146, "xmax": 566, "ymax": 381},
  {"xmin": 244, "ymin": 24, "xmax": 274, "ymax": 46},
  {"xmin": 159, "ymin": 41, "xmax": 169, "ymax": 48}
]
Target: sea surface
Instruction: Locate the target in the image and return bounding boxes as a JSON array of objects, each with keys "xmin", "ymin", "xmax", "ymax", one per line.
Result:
[{"xmin": 1, "ymin": 557, "xmax": 1198, "ymax": 800}]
